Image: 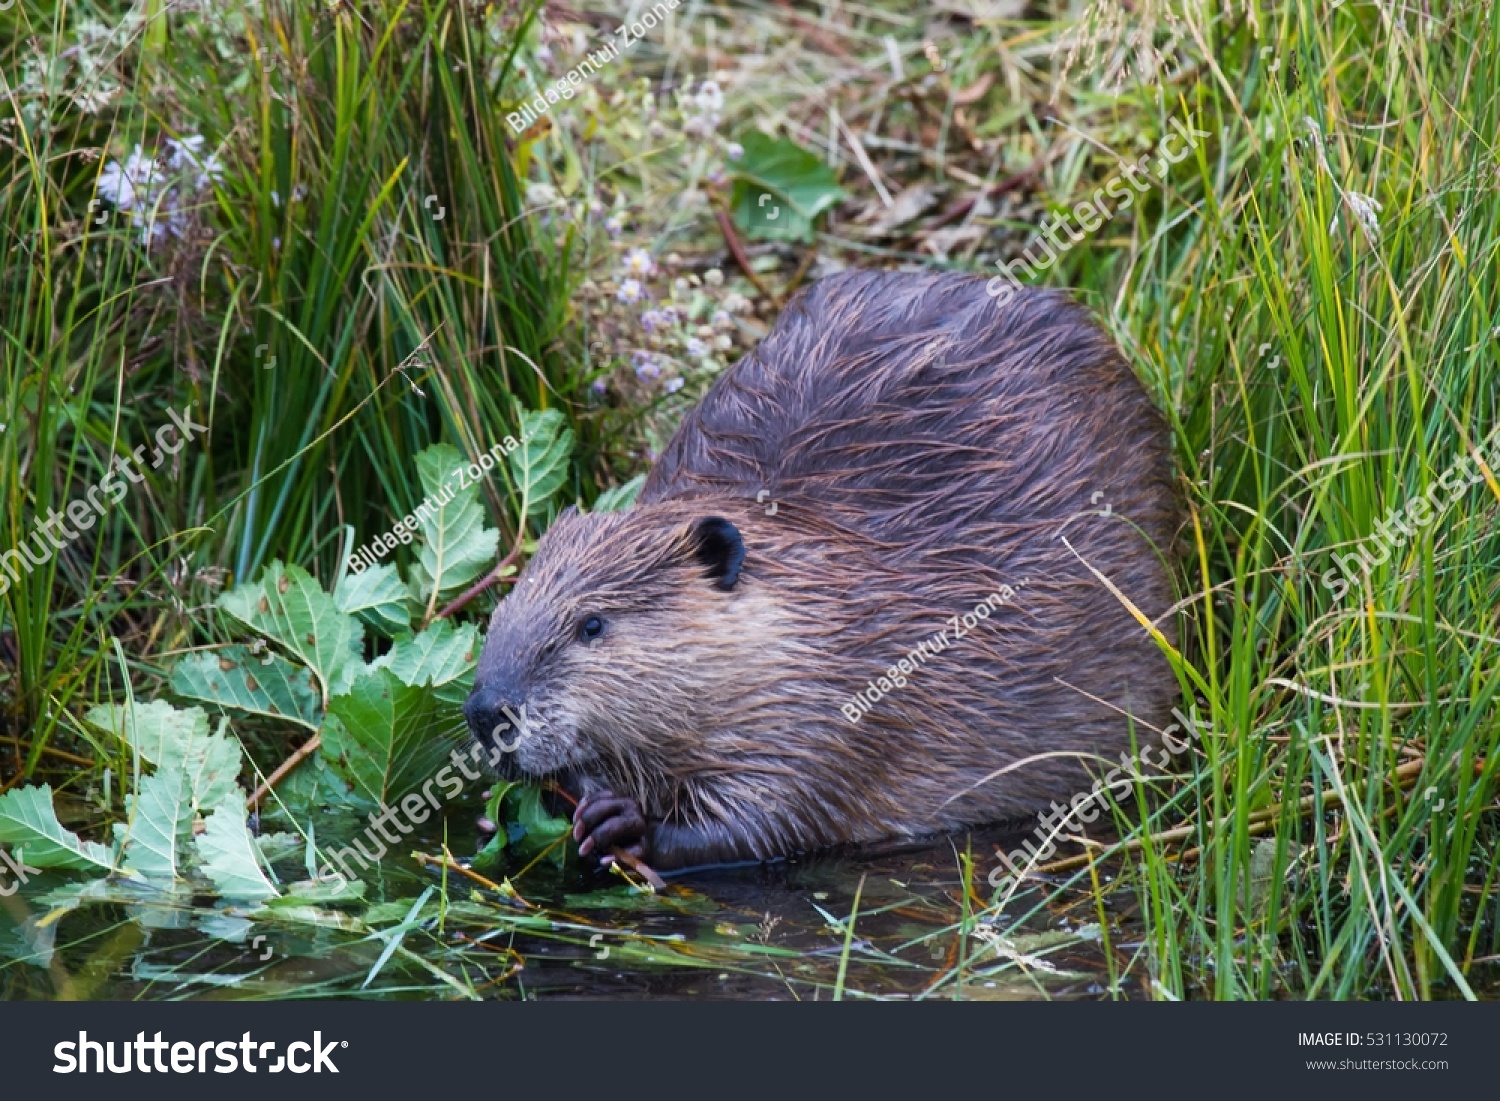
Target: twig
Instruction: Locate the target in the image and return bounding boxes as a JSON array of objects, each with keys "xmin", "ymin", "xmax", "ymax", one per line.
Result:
[
  {"xmin": 782, "ymin": 246, "xmax": 819, "ymax": 302},
  {"xmin": 0, "ymin": 736, "xmax": 95, "ymax": 767},
  {"xmin": 414, "ymin": 849, "xmax": 535, "ymax": 909},
  {"xmin": 610, "ymin": 847, "xmax": 667, "ymax": 891},
  {"xmin": 711, "ymin": 200, "xmax": 777, "ymax": 304},
  {"xmin": 248, "ymin": 732, "xmax": 321, "ymax": 811},
  {"xmin": 434, "ymin": 541, "xmax": 523, "ymax": 621},
  {"xmin": 547, "ymin": 782, "xmax": 666, "ymax": 889}
]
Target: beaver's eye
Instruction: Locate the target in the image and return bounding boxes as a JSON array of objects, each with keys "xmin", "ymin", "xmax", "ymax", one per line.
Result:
[{"xmin": 579, "ymin": 615, "xmax": 605, "ymax": 641}]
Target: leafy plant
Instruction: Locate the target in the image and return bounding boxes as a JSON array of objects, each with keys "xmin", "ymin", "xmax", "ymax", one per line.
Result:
[{"xmin": 2, "ymin": 437, "xmax": 574, "ymax": 922}]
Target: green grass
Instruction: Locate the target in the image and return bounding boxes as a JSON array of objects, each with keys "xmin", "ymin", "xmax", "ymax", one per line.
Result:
[
  {"xmin": 963, "ymin": 0, "xmax": 1500, "ymax": 999},
  {"xmin": 1, "ymin": 0, "xmax": 590, "ymax": 772},
  {"xmin": 3, "ymin": 0, "xmax": 1499, "ymax": 1001}
]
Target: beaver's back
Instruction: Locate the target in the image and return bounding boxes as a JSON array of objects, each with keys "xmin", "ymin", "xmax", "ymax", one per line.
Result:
[{"xmin": 641, "ymin": 272, "xmax": 1175, "ymax": 565}]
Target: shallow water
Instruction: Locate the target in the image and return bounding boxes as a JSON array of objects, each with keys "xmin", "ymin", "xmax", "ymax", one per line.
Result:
[{"xmin": 0, "ymin": 814, "xmax": 1130, "ymax": 1001}]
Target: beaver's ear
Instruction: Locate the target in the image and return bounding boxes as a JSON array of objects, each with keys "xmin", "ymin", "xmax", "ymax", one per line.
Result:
[{"xmin": 690, "ymin": 517, "xmax": 745, "ymax": 591}]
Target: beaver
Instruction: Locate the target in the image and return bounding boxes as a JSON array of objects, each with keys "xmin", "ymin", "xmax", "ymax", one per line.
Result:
[{"xmin": 463, "ymin": 271, "xmax": 1181, "ymax": 872}]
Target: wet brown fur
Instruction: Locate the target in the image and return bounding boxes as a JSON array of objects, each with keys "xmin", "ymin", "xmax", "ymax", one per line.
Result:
[{"xmin": 470, "ymin": 271, "xmax": 1181, "ymax": 868}]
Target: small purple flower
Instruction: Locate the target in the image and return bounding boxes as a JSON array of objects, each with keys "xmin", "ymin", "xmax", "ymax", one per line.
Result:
[
  {"xmin": 632, "ymin": 350, "xmax": 661, "ymax": 381},
  {"xmin": 617, "ymin": 278, "xmax": 644, "ymax": 304},
  {"xmin": 685, "ymin": 337, "xmax": 710, "ymax": 360},
  {"xmin": 591, "ymin": 378, "xmax": 608, "ymax": 396},
  {"xmin": 726, "ymin": 141, "xmax": 744, "ymax": 160},
  {"xmin": 665, "ymin": 377, "xmax": 685, "ymax": 394}
]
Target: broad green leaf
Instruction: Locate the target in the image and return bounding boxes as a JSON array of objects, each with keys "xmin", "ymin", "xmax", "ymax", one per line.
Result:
[
  {"xmin": 593, "ymin": 473, "xmax": 646, "ymax": 512},
  {"xmin": 195, "ymin": 791, "xmax": 279, "ymax": 902},
  {"xmin": 170, "ymin": 647, "xmax": 321, "ymax": 731},
  {"xmin": 370, "ymin": 619, "xmax": 478, "ymax": 705},
  {"xmin": 85, "ymin": 699, "xmax": 207, "ymax": 768},
  {"xmin": 728, "ymin": 130, "xmax": 845, "ymax": 243},
  {"xmin": 120, "ymin": 763, "xmax": 192, "ymax": 883},
  {"xmin": 88, "ymin": 702, "xmax": 243, "ymax": 820},
  {"xmin": 321, "ymin": 666, "xmax": 465, "ymax": 806},
  {"xmin": 508, "ymin": 408, "xmax": 574, "ymax": 518},
  {"xmin": 0, "ymin": 785, "xmax": 116, "ymax": 872},
  {"xmin": 334, "ymin": 561, "xmax": 411, "ymax": 637},
  {"xmin": 217, "ymin": 561, "xmax": 364, "ymax": 703},
  {"xmin": 407, "ymin": 443, "xmax": 501, "ymax": 605},
  {"xmin": 730, "ymin": 180, "xmax": 814, "ymax": 242}
]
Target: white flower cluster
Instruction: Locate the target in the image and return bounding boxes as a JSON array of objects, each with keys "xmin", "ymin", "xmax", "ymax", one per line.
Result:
[{"xmin": 95, "ymin": 136, "xmax": 224, "ymax": 249}]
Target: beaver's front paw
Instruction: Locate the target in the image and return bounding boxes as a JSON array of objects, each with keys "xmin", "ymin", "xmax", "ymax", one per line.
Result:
[{"xmin": 573, "ymin": 789, "xmax": 649, "ymax": 865}]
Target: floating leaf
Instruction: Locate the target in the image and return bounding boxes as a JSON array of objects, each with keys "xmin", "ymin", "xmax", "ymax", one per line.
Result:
[
  {"xmin": 88, "ymin": 702, "xmax": 243, "ymax": 820},
  {"xmin": 509, "ymin": 408, "xmax": 573, "ymax": 518},
  {"xmin": 84, "ymin": 699, "xmax": 207, "ymax": 769},
  {"xmin": 170, "ymin": 647, "xmax": 321, "ymax": 731},
  {"xmin": 593, "ymin": 473, "xmax": 646, "ymax": 513},
  {"xmin": 335, "ymin": 561, "xmax": 411, "ymax": 637},
  {"xmin": 119, "ymin": 763, "xmax": 192, "ymax": 883},
  {"xmin": 195, "ymin": 790, "xmax": 280, "ymax": 902},
  {"xmin": 270, "ymin": 878, "xmax": 367, "ymax": 904},
  {"xmin": 0, "ymin": 785, "xmax": 117, "ymax": 873},
  {"xmin": 217, "ymin": 560, "xmax": 364, "ymax": 703},
  {"xmin": 407, "ymin": 443, "xmax": 501, "ymax": 605}
]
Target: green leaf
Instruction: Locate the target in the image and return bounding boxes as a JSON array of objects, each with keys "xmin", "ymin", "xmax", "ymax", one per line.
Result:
[
  {"xmin": 217, "ymin": 561, "xmax": 364, "ymax": 702},
  {"xmin": 170, "ymin": 647, "xmax": 322, "ymax": 731},
  {"xmin": 731, "ymin": 180, "xmax": 814, "ymax": 242},
  {"xmin": 335, "ymin": 561, "xmax": 411, "ymax": 637},
  {"xmin": 369, "ymin": 618, "xmax": 479, "ymax": 705},
  {"xmin": 509, "ymin": 408, "xmax": 574, "ymax": 518},
  {"xmin": 322, "ymin": 666, "xmax": 466, "ymax": 806},
  {"xmin": 407, "ymin": 443, "xmax": 502, "ymax": 605},
  {"xmin": 728, "ymin": 131, "xmax": 845, "ymax": 242},
  {"xmin": 87, "ymin": 702, "xmax": 243, "ymax": 820},
  {"xmin": 501, "ymin": 784, "xmax": 569, "ymax": 862},
  {"xmin": 120, "ymin": 764, "xmax": 193, "ymax": 883},
  {"xmin": 592, "ymin": 473, "xmax": 646, "ymax": 513},
  {"xmin": 195, "ymin": 790, "xmax": 280, "ymax": 902},
  {"xmin": 0, "ymin": 785, "xmax": 117, "ymax": 872},
  {"xmin": 84, "ymin": 699, "xmax": 208, "ymax": 768}
]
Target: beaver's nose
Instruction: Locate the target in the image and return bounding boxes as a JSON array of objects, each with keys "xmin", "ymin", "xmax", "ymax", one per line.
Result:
[{"xmin": 464, "ymin": 686, "xmax": 523, "ymax": 744}]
